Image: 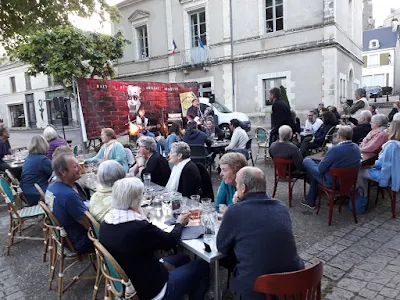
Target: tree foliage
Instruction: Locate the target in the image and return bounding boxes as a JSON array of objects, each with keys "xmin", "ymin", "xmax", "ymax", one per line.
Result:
[
  {"xmin": 9, "ymin": 26, "xmax": 129, "ymax": 89},
  {"xmin": 0, "ymin": 0, "xmax": 120, "ymax": 50}
]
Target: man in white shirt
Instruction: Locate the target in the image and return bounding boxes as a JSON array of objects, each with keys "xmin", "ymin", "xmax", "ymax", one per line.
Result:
[
  {"xmin": 304, "ymin": 111, "xmax": 323, "ymax": 134},
  {"xmin": 225, "ymin": 119, "xmax": 249, "ymax": 152}
]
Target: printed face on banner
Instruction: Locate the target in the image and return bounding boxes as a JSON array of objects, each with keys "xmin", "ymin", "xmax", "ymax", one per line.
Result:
[{"xmin": 77, "ymin": 79, "xmax": 198, "ymax": 139}]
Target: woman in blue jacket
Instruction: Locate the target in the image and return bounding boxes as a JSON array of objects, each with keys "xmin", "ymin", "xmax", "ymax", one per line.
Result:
[
  {"xmin": 20, "ymin": 135, "xmax": 53, "ymax": 205},
  {"xmin": 86, "ymin": 128, "xmax": 128, "ymax": 172},
  {"xmin": 358, "ymin": 119, "xmax": 400, "ymax": 196}
]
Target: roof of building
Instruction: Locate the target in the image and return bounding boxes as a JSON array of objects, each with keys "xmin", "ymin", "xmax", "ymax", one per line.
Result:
[{"xmin": 363, "ymin": 27, "xmax": 398, "ymax": 51}]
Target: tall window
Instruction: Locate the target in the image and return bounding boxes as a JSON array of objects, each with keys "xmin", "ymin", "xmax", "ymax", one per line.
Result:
[
  {"xmin": 10, "ymin": 76, "xmax": 16, "ymax": 93},
  {"xmin": 25, "ymin": 72, "xmax": 32, "ymax": 90},
  {"xmin": 137, "ymin": 26, "xmax": 149, "ymax": 59},
  {"xmin": 368, "ymin": 54, "xmax": 379, "ymax": 67},
  {"xmin": 198, "ymin": 82, "xmax": 212, "ymax": 97},
  {"xmin": 266, "ymin": 0, "xmax": 284, "ymax": 33},
  {"xmin": 190, "ymin": 10, "xmax": 206, "ymax": 48},
  {"xmin": 263, "ymin": 77, "xmax": 285, "ymax": 106}
]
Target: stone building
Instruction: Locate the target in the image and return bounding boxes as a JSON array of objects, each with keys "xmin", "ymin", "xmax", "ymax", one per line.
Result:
[
  {"xmin": 363, "ymin": 0, "xmax": 374, "ymax": 31},
  {"xmin": 112, "ymin": 0, "xmax": 363, "ymax": 119}
]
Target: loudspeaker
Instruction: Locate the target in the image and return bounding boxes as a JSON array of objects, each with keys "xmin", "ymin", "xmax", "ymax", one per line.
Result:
[
  {"xmin": 209, "ymin": 94, "xmax": 215, "ymax": 104},
  {"xmin": 53, "ymin": 97, "xmax": 65, "ymax": 111}
]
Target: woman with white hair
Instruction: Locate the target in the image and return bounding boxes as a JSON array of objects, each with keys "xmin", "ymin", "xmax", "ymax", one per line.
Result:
[
  {"xmin": 99, "ymin": 177, "xmax": 210, "ymax": 300},
  {"xmin": 20, "ymin": 135, "xmax": 53, "ymax": 205},
  {"xmin": 43, "ymin": 125, "xmax": 68, "ymax": 159},
  {"xmin": 86, "ymin": 128, "xmax": 128, "ymax": 172},
  {"xmin": 360, "ymin": 114, "xmax": 389, "ymax": 154},
  {"xmin": 165, "ymin": 142, "xmax": 201, "ymax": 197},
  {"xmin": 89, "ymin": 160, "xmax": 126, "ymax": 222}
]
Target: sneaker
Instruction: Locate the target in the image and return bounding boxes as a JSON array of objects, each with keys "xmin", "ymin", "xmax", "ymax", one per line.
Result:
[{"xmin": 301, "ymin": 200, "xmax": 316, "ymax": 209}]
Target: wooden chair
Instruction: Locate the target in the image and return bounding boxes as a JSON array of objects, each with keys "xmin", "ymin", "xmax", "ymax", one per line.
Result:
[
  {"xmin": 0, "ymin": 178, "xmax": 44, "ymax": 256},
  {"xmin": 367, "ymin": 180, "xmax": 397, "ymax": 218},
  {"xmin": 272, "ymin": 158, "xmax": 306, "ymax": 207},
  {"xmin": 255, "ymin": 127, "xmax": 270, "ymax": 163},
  {"xmin": 317, "ymin": 168, "xmax": 358, "ymax": 226},
  {"xmin": 5, "ymin": 169, "xmax": 29, "ymax": 207},
  {"xmin": 245, "ymin": 138, "xmax": 255, "ymax": 166},
  {"xmin": 84, "ymin": 211, "xmax": 102, "ymax": 300},
  {"xmin": 38, "ymin": 201, "xmax": 96, "ymax": 300},
  {"xmin": 94, "ymin": 240, "xmax": 140, "ymax": 300},
  {"xmin": 254, "ymin": 262, "xmax": 323, "ymax": 300},
  {"xmin": 34, "ymin": 183, "xmax": 50, "ymax": 262}
]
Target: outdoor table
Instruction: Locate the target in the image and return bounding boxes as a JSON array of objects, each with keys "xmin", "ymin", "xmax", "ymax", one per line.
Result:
[
  {"xmin": 146, "ymin": 187, "xmax": 225, "ymax": 300},
  {"xmin": 3, "ymin": 158, "xmax": 24, "ymax": 180},
  {"xmin": 209, "ymin": 140, "xmax": 230, "ymax": 149},
  {"xmin": 309, "ymin": 151, "xmax": 378, "ymax": 166}
]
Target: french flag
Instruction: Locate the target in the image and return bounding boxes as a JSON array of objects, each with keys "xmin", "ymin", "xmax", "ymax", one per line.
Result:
[{"xmin": 172, "ymin": 40, "xmax": 177, "ymax": 55}]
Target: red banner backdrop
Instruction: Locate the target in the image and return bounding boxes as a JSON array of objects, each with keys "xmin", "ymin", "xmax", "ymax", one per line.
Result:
[{"xmin": 77, "ymin": 79, "xmax": 198, "ymax": 139}]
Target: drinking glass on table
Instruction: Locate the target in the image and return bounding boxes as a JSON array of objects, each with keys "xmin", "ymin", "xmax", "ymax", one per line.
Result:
[
  {"xmin": 143, "ymin": 173, "xmax": 151, "ymax": 189},
  {"xmin": 189, "ymin": 203, "xmax": 202, "ymax": 226},
  {"xmin": 190, "ymin": 194, "xmax": 200, "ymax": 204},
  {"xmin": 201, "ymin": 198, "xmax": 212, "ymax": 210}
]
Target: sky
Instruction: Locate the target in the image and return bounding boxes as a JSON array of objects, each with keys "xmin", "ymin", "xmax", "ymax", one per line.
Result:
[{"xmin": 372, "ymin": 0, "xmax": 399, "ymax": 27}]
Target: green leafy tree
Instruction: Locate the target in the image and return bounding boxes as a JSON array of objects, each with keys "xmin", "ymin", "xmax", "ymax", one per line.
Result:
[
  {"xmin": 0, "ymin": 0, "xmax": 120, "ymax": 51},
  {"xmin": 280, "ymin": 85, "xmax": 290, "ymax": 108},
  {"xmin": 9, "ymin": 26, "xmax": 129, "ymax": 89}
]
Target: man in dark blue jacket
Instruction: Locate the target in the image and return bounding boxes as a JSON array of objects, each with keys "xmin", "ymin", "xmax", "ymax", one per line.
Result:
[
  {"xmin": 183, "ymin": 121, "xmax": 212, "ymax": 147},
  {"xmin": 302, "ymin": 126, "xmax": 361, "ymax": 208},
  {"xmin": 217, "ymin": 167, "xmax": 304, "ymax": 300}
]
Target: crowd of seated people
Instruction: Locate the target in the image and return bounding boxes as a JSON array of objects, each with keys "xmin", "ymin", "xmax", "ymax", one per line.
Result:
[
  {"xmin": 359, "ymin": 114, "xmax": 388, "ymax": 154},
  {"xmin": 352, "ymin": 110, "xmax": 372, "ymax": 144}
]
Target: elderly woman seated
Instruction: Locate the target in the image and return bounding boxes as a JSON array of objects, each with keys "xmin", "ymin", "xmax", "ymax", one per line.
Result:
[
  {"xmin": 89, "ymin": 160, "xmax": 126, "ymax": 222},
  {"xmin": 165, "ymin": 142, "xmax": 201, "ymax": 197},
  {"xmin": 99, "ymin": 177, "xmax": 210, "ymax": 300},
  {"xmin": 360, "ymin": 114, "xmax": 389, "ymax": 154},
  {"xmin": 86, "ymin": 128, "xmax": 128, "ymax": 172},
  {"xmin": 20, "ymin": 135, "xmax": 53, "ymax": 205},
  {"xmin": 357, "ymin": 117, "xmax": 400, "ymax": 205},
  {"xmin": 130, "ymin": 136, "xmax": 171, "ymax": 186},
  {"xmin": 216, "ymin": 152, "xmax": 248, "ymax": 214},
  {"xmin": 43, "ymin": 125, "xmax": 68, "ymax": 159}
]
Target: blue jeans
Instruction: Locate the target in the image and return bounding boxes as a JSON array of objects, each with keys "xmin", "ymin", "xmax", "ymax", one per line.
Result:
[
  {"xmin": 303, "ymin": 157, "xmax": 332, "ymax": 206},
  {"xmin": 163, "ymin": 254, "xmax": 210, "ymax": 300}
]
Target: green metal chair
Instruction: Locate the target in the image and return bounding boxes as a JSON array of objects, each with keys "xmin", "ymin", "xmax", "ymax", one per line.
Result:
[
  {"xmin": 0, "ymin": 178, "xmax": 44, "ymax": 256},
  {"xmin": 255, "ymin": 127, "xmax": 270, "ymax": 163}
]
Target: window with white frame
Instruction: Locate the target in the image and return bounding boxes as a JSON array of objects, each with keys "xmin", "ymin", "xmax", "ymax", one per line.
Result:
[
  {"xmin": 10, "ymin": 76, "xmax": 16, "ymax": 93},
  {"xmin": 25, "ymin": 72, "xmax": 32, "ymax": 90},
  {"xmin": 190, "ymin": 10, "xmax": 207, "ymax": 48},
  {"xmin": 369, "ymin": 39, "xmax": 380, "ymax": 49},
  {"xmin": 9, "ymin": 104, "xmax": 25, "ymax": 127},
  {"xmin": 263, "ymin": 77, "xmax": 285, "ymax": 106},
  {"xmin": 198, "ymin": 82, "xmax": 212, "ymax": 97},
  {"xmin": 137, "ymin": 26, "xmax": 149, "ymax": 59},
  {"xmin": 266, "ymin": 0, "xmax": 284, "ymax": 33},
  {"xmin": 368, "ymin": 54, "xmax": 379, "ymax": 67}
]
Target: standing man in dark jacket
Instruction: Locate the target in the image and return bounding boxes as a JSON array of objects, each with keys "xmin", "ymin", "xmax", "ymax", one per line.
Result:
[
  {"xmin": 217, "ymin": 167, "xmax": 304, "ymax": 300},
  {"xmin": 183, "ymin": 121, "xmax": 212, "ymax": 147},
  {"xmin": 269, "ymin": 87, "xmax": 295, "ymax": 145}
]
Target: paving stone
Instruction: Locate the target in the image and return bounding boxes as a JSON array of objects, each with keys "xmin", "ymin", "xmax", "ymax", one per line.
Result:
[
  {"xmin": 378, "ymin": 247, "xmax": 399, "ymax": 259},
  {"xmin": 337, "ymin": 238, "xmax": 355, "ymax": 247},
  {"xmin": 323, "ymin": 265, "xmax": 346, "ymax": 281},
  {"xmin": 332, "ymin": 230, "xmax": 347, "ymax": 237},
  {"xmin": 299, "ymin": 252, "xmax": 313, "ymax": 262},
  {"xmin": 347, "ymin": 244, "xmax": 375, "ymax": 258},
  {"xmin": 358, "ymin": 262, "xmax": 387, "ymax": 273},
  {"xmin": 352, "ymin": 227, "xmax": 370, "ymax": 237},
  {"xmin": 367, "ymin": 282, "xmax": 384, "ymax": 292},
  {"xmin": 5, "ymin": 291, "xmax": 24, "ymax": 300},
  {"xmin": 386, "ymin": 264, "xmax": 400, "ymax": 273},
  {"xmin": 316, "ymin": 251, "xmax": 335, "ymax": 261},
  {"xmin": 356, "ymin": 238, "xmax": 382, "ymax": 250},
  {"xmin": 347, "ymin": 268, "xmax": 376, "ymax": 282},
  {"xmin": 327, "ymin": 257, "xmax": 354, "ymax": 272},
  {"xmin": 325, "ymin": 287, "xmax": 354, "ymax": 300},
  {"xmin": 337, "ymin": 277, "xmax": 367, "ymax": 293},
  {"xmin": 324, "ymin": 247, "xmax": 341, "ymax": 256},
  {"xmin": 367, "ymin": 232, "xmax": 393, "ymax": 243},
  {"xmin": 371, "ymin": 270, "xmax": 398, "ymax": 285},
  {"xmin": 319, "ymin": 239, "xmax": 335, "ymax": 247},
  {"xmin": 379, "ymin": 287, "xmax": 399, "ymax": 298},
  {"xmin": 343, "ymin": 234, "xmax": 362, "ymax": 242},
  {"xmin": 359, "ymin": 288, "xmax": 379, "ymax": 299},
  {"xmin": 362, "ymin": 223, "xmax": 378, "ymax": 230},
  {"xmin": 339, "ymin": 250, "xmax": 366, "ymax": 264}
]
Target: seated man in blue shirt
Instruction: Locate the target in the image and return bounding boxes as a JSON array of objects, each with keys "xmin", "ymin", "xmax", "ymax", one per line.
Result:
[
  {"xmin": 217, "ymin": 166, "xmax": 304, "ymax": 300},
  {"xmin": 45, "ymin": 154, "xmax": 93, "ymax": 254},
  {"xmin": 302, "ymin": 126, "xmax": 361, "ymax": 209}
]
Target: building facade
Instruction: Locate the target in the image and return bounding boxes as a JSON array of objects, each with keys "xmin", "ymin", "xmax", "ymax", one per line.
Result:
[
  {"xmin": 362, "ymin": 27, "xmax": 400, "ymax": 94},
  {"xmin": 112, "ymin": 0, "xmax": 363, "ymax": 118},
  {"xmin": 0, "ymin": 61, "xmax": 79, "ymax": 129},
  {"xmin": 383, "ymin": 8, "xmax": 400, "ymax": 28},
  {"xmin": 363, "ymin": 0, "xmax": 374, "ymax": 31}
]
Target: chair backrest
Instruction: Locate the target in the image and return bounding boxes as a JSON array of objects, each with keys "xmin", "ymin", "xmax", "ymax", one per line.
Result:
[
  {"xmin": 84, "ymin": 211, "xmax": 100, "ymax": 240},
  {"xmin": 5, "ymin": 170, "xmax": 18, "ymax": 186},
  {"xmin": 189, "ymin": 144, "xmax": 208, "ymax": 158},
  {"xmin": 273, "ymin": 157, "xmax": 293, "ymax": 180},
  {"xmin": 93, "ymin": 240, "xmax": 139, "ymax": 300},
  {"xmin": 245, "ymin": 138, "xmax": 252, "ymax": 151},
  {"xmin": 0, "ymin": 178, "xmax": 15, "ymax": 205},
  {"xmin": 255, "ymin": 127, "xmax": 268, "ymax": 142},
  {"xmin": 328, "ymin": 167, "xmax": 359, "ymax": 196},
  {"xmin": 254, "ymin": 262, "xmax": 323, "ymax": 300},
  {"xmin": 195, "ymin": 162, "xmax": 214, "ymax": 200},
  {"xmin": 38, "ymin": 201, "xmax": 77, "ymax": 253},
  {"xmin": 322, "ymin": 126, "xmax": 337, "ymax": 148},
  {"xmin": 34, "ymin": 183, "xmax": 46, "ymax": 200}
]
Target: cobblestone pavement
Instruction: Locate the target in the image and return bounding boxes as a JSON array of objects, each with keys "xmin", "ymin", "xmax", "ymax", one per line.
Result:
[{"xmin": 0, "ymin": 156, "xmax": 399, "ymax": 299}]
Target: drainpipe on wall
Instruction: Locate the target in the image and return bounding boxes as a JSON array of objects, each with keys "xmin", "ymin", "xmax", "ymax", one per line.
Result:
[{"xmin": 229, "ymin": 0, "xmax": 236, "ymax": 111}]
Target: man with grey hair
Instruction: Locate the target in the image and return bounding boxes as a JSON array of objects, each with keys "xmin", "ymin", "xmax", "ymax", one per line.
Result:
[
  {"xmin": 45, "ymin": 154, "xmax": 93, "ymax": 253},
  {"xmin": 302, "ymin": 125, "xmax": 361, "ymax": 209},
  {"xmin": 130, "ymin": 136, "xmax": 171, "ymax": 186},
  {"xmin": 343, "ymin": 88, "xmax": 370, "ymax": 125},
  {"xmin": 217, "ymin": 166, "xmax": 304, "ymax": 300},
  {"xmin": 352, "ymin": 110, "xmax": 372, "ymax": 143},
  {"xmin": 269, "ymin": 125, "xmax": 304, "ymax": 172}
]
